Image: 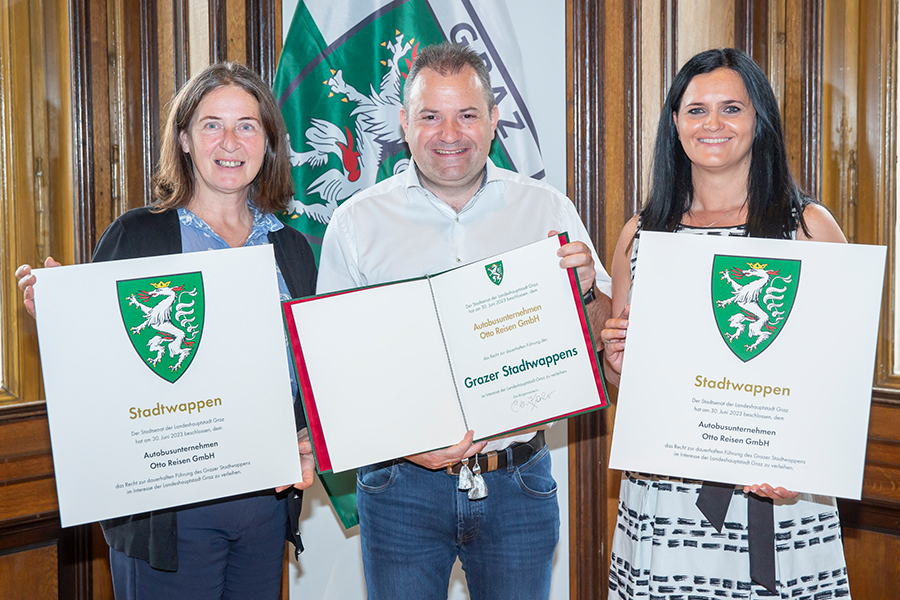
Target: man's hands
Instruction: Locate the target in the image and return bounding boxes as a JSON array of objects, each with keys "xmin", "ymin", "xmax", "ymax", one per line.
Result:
[
  {"xmin": 549, "ymin": 230, "xmax": 595, "ymax": 296},
  {"xmin": 15, "ymin": 256, "xmax": 61, "ymax": 318},
  {"xmin": 276, "ymin": 428, "xmax": 317, "ymax": 492},
  {"xmin": 404, "ymin": 430, "xmax": 486, "ymax": 470}
]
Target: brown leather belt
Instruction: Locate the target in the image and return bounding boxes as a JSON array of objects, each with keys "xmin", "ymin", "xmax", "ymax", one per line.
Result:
[{"xmin": 446, "ymin": 430, "xmax": 545, "ymax": 475}]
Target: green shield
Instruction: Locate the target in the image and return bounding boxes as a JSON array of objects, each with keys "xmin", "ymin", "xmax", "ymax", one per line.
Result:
[
  {"xmin": 485, "ymin": 261, "xmax": 504, "ymax": 286},
  {"xmin": 117, "ymin": 272, "xmax": 205, "ymax": 383},
  {"xmin": 711, "ymin": 255, "xmax": 800, "ymax": 362}
]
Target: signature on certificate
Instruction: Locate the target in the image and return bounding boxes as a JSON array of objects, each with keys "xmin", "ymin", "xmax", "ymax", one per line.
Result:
[{"xmin": 511, "ymin": 390, "xmax": 556, "ymax": 413}]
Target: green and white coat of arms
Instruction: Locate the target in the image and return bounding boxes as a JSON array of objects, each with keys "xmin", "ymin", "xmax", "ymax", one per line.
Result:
[
  {"xmin": 711, "ymin": 256, "xmax": 800, "ymax": 362},
  {"xmin": 117, "ymin": 272, "xmax": 205, "ymax": 382}
]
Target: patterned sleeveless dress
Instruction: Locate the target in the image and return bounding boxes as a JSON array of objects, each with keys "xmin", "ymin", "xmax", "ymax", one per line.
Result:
[{"xmin": 609, "ymin": 223, "xmax": 851, "ymax": 600}]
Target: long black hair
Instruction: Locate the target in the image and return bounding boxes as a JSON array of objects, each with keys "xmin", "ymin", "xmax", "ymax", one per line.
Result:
[{"xmin": 640, "ymin": 48, "xmax": 810, "ymax": 238}]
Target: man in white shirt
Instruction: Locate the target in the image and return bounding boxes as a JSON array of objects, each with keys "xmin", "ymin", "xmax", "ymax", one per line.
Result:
[{"xmin": 317, "ymin": 42, "xmax": 611, "ymax": 599}]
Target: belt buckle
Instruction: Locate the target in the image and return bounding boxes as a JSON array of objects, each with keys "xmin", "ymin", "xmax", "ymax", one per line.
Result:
[{"xmin": 486, "ymin": 450, "xmax": 498, "ymax": 472}]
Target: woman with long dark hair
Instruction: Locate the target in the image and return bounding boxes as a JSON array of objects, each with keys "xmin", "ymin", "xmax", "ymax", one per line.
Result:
[{"xmin": 602, "ymin": 48, "xmax": 850, "ymax": 599}]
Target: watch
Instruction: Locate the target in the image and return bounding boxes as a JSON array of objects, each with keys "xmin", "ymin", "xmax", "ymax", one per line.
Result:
[{"xmin": 582, "ymin": 285, "xmax": 596, "ymax": 305}]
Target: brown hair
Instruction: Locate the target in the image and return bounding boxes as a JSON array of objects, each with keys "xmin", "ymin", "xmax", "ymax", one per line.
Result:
[
  {"xmin": 152, "ymin": 62, "xmax": 293, "ymax": 213},
  {"xmin": 403, "ymin": 42, "xmax": 495, "ymax": 114}
]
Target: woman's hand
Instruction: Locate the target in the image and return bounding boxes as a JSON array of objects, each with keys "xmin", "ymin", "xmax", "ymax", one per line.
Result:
[
  {"xmin": 601, "ymin": 305, "xmax": 630, "ymax": 382},
  {"xmin": 15, "ymin": 257, "xmax": 62, "ymax": 318},
  {"xmin": 743, "ymin": 483, "xmax": 799, "ymax": 501},
  {"xmin": 276, "ymin": 428, "xmax": 317, "ymax": 492}
]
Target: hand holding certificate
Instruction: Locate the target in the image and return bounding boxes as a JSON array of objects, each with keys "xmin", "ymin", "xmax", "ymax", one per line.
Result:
[
  {"xmin": 608, "ymin": 232, "xmax": 885, "ymax": 499},
  {"xmin": 285, "ymin": 235, "xmax": 608, "ymax": 473},
  {"xmin": 31, "ymin": 246, "xmax": 303, "ymax": 526}
]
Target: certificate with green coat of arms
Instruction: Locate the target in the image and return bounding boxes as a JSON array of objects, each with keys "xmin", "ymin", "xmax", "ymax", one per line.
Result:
[
  {"xmin": 284, "ymin": 235, "xmax": 608, "ymax": 474},
  {"xmin": 32, "ymin": 245, "xmax": 302, "ymax": 526},
  {"xmin": 609, "ymin": 231, "xmax": 885, "ymax": 499}
]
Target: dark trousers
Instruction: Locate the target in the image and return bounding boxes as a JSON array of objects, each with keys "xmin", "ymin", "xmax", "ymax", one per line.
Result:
[{"xmin": 109, "ymin": 492, "xmax": 287, "ymax": 600}]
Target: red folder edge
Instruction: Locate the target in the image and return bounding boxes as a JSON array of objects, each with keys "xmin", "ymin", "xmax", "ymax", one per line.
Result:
[
  {"xmin": 284, "ymin": 297, "xmax": 333, "ymax": 473},
  {"xmin": 559, "ymin": 232, "xmax": 608, "ymax": 411}
]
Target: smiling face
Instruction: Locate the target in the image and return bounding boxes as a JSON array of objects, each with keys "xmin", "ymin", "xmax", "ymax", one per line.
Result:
[
  {"xmin": 400, "ymin": 66, "xmax": 499, "ymax": 205},
  {"xmin": 674, "ymin": 67, "xmax": 757, "ymax": 177},
  {"xmin": 179, "ymin": 85, "xmax": 266, "ymax": 203}
]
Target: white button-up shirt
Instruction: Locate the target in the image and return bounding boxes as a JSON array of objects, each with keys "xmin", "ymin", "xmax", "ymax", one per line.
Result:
[{"xmin": 317, "ymin": 159, "xmax": 611, "ymax": 451}]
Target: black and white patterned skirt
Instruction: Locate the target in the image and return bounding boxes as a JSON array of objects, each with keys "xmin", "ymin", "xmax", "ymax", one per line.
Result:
[{"xmin": 608, "ymin": 472, "xmax": 851, "ymax": 599}]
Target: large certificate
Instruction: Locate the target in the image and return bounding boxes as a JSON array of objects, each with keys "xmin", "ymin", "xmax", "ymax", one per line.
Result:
[
  {"xmin": 608, "ymin": 231, "xmax": 885, "ymax": 499},
  {"xmin": 284, "ymin": 235, "xmax": 607, "ymax": 473},
  {"xmin": 33, "ymin": 245, "xmax": 302, "ymax": 526}
]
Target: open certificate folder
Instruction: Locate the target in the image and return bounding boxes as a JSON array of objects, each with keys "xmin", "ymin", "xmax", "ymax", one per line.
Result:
[{"xmin": 284, "ymin": 235, "xmax": 608, "ymax": 473}]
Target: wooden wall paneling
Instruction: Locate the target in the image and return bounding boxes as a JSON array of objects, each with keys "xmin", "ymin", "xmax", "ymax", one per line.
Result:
[
  {"xmin": 70, "ymin": 0, "xmax": 96, "ymax": 263},
  {"xmin": 734, "ymin": 0, "xmax": 769, "ymax": 65},
  {"xmin": 188, "ymin": 0, "xmax": 210, "ymax": 75},
  {"xmin": 856, "ymin": 0, "xmax": 897, "ymax": 391},
  {"xmin": 225, "ymin": 0, "xmax": 246, "ymax": 62},
  {"xmin": 839, "ymin": 526, "xmax": 900, "ymax": 597},
  {"xmin": 781, "ymin": 0, "xmax": 821, "ymax": 197},
  {"xmin": 601, "ymin": 1, "xmax": 626, "ymax": 266},
  {"xmin": 767, "ymin": 0, "xmax": 786, "ymax": 117},
  {"xmin": 95, "ymin": 0, "xmax": 160, "ymax": 214},
  {"xmin": 1, "ymin": 0, "xmax": 34, "ymax": 406},
  {"xmin": 90, "ymin": 522, "xmax": 113, "ymax": 600},
  {"xmin": 44, "ymin": 0, "xmax": 76, "ymax": 264},
  {"xmin": 274, "ymin": 0, "xmax": 281, "ymax": 64},
  {"xmin": 566, "ymin": 0, "xmax": 606, "ymax": 597},
  {"xmin": 820, "ymin": 1, "xmax": 900, "ymax": 596},
  {"xmin": 0, "ymin": 545, "xmax": 58, "ymax": 599},
  {"xmin": 674, "ymin": 0, "xmax": 734, "ymax": 70},
  {"xmin": 854, "ymin": 0, "xmax": 894, "ymax": 251},
  {"xmin": 639, "ymin": 0, "xmax": 663, "ymax": 197},
  {"xmin": 662, "ymin": 0, "xmax": 675, "ymax": 95},
  {"xmin": 157, "ymin": 1, "xmax": 176, "ymax": 122},
  {"xmin": 0, "ymin": 408, "xmax": 65, "ymax": 598},
  {"xmin": 173, "ymin": 0, "xmax": 190, "ymax": 85},
  {"xmin": 860, "ymin": 401, "xmax": 900, "ymax": 504},
  {"xmin": 87, "ymin": 0, "xmax": 113, "ymax": 252},
  {"xmin": 209, "ymin": 0, "xmax": 227, "ymax": 63},
  {"xmin": 625, "ymin": 2, "xmax": 642, "ymax": 226},
  {"xmin": 820, "ymin": 0, "xmax": 856, "ymax": 228},
  {"xmin": 106, "ymin": 0, "xmax": 130, "ymax": 219},
  {"xmin": 0, "ymin": 414, "xmax": 56, "ymax": 522},
  {"xmin": 567, "ymin": 1, "xmax": 643, "ymax": 598},
  {"xmin": 245, "ymin": 0, "xmax": 278, "ymax": 86},
  {"xmin": 133, "ymin": 0, "xmax": 158, "ymax": 208},
  {"xmin": 28, "ymin": 0, "xmax": 50, "ymax": 265}
]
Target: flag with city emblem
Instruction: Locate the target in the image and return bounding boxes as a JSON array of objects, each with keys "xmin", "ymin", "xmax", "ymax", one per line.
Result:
[
  {"xmin": 274, "ymin": 0, "xmax": 544, "ymax": 261},
  {"xmin": 711, "ymin": 255, "xmax": 800, "ymax": 362},
  {"xmin": 274, "ymin": 0, "xmax": 544, "ymax": 528},
  {"xmin": 117, "ymin": 273, "xmax": 204, "ymax": 383}
]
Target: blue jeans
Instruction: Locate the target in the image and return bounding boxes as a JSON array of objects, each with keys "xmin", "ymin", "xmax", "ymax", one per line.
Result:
[
  {"xmin": 357, "ymin": 444, "xmax": 559, "ymax": 600},
  {"xmin": 108, "ymin": 492, "xmax": 287, "ymax": 600}
]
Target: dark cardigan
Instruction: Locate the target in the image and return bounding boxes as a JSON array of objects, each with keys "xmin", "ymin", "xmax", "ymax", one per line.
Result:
[{"xmin": 93, "ymin": 206, "xmax": 316, "ymax": 571}]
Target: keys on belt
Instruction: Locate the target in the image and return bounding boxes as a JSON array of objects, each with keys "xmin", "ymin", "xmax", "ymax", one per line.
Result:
[{"xmin": 445, "ymin": 430, "xmax": 545, "ymax": 500}]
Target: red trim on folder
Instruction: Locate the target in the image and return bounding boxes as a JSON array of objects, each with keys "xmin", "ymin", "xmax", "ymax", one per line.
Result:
[
  {"xmin": 283, "ymin": 298, "xmax": 332, "ymax": 473},
  {"xmin": 559, "ymin": 232, "xmax": 608, "ymax": 410}
]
